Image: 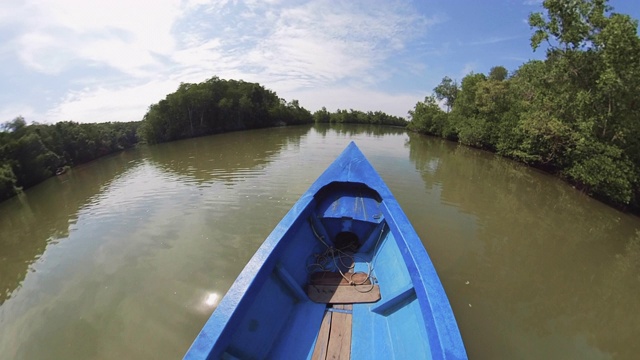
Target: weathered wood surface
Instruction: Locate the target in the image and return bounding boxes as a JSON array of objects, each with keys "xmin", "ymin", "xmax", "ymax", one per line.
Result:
[
  {"xmin": 327, "ymin": 304, "xmax": 352, "ymax": 360},
  {"xmin": 307, "ymin": 284, "xmax": 380, "ymax": 304},
  {"xmin": 310, "ymin": 271, "xmax": 372, "ymax": 286},
  {"xmin": 311, "ymin": 310, "xmax": 332, "ymax": 360},
  {"xmin": 312, "ymin": 305, "xmax": 353, "ymax": 360}
]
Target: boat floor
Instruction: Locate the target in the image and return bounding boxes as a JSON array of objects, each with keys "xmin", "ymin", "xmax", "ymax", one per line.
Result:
[
  {"xmin": 308, "ymin": 271, "xmax": 380, "ymax": 360},
  {"xmin": 312, "ymin": 304, "xmax": 353, "ymax": 360}
]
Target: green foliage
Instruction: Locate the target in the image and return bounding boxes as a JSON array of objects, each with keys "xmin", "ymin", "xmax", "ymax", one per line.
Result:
[
  {"xmin": 409, "ymin": 0, "xmax": 640, "ymax": 209},
  {"xmin": 488, "ymin": 66, "xmax": 508, "ymax": 81},
  {"xmin": 0, "ymin": 163, "xmax": 19, "ymax": 202},
  {"xmin": 10, "ymin": 132, "xmax": 59, "ymax": 188},
  {"xmin": 449, "ymin": 73, "xmax": 489, "ymax": 147},
  {"xmin": 0, "ymin": 118, "xmax": 140, "ymax": 201},
  {"xmin": 529, "ymin": 0, "xmax": 610, "ymax": 52},
  {"xmin": 433, "ymin": 76, "xmax": 459, "ymax": 112},
  {"xmin": 1, "ymin": 116, "xmax": 27, "ymax": 133},
  {"xmin": 273, "ymin": 99, "xmax": 313, "ymax": 126},
  {"xmin": 138, "ymin": 77, "xmax": 313, "ymax": 144},
  {"xmin": 564, "ymin": 140, "xmax": 636, "ymax": 204},
  {"xmin": 313, "ymin": 108, "xmax": 407, "ymax": 127},
  {"xmin": 407, "ymin": 96, "xmax": 448, "ymax": 136},
  {"xmin": 312, "ymin": 107, "xmax": 331, "ymax": 123}
]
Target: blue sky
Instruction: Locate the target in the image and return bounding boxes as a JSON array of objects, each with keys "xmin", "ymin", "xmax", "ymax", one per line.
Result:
[{"xmin": 1, "ymin": 0, "xmax": 639, "ymax": 124}]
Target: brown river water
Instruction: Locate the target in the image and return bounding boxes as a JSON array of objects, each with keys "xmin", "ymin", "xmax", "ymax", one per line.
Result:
[{"xmin": 1, "ymin": 124, "xmax": 639, "ymax": 359}]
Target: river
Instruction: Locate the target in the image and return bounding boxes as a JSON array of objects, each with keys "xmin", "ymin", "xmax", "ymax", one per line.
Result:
[{"xmin": 0, "ymin": 124, "xmax": 638, "ymax": 359}]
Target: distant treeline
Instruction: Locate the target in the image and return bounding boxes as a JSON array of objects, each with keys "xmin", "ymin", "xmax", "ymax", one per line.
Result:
[
  {"xmin": 408, "ymin": 0, "xmax": 640, "ymax": 209},
  {"xmin": 0, "ymin": 77, "xmax": 404, "ymax": 202},
  {"xmin": 312, "ymin": 107, "xmax": 407, "ymax": 126},
  {"xmin": 138, "ymin": 77, "xmax": 313, "ymax": 144},
  {"xmin": 0, "ymin": 118, "xmax": 139, "ymax": 201},
  {"xmin": 137, "ymin": 77, "xmax": 405, "ymax": 144}
]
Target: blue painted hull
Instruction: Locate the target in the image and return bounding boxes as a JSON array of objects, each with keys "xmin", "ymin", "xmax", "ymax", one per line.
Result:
[{"xmin": 184, "ymin": 142, "xmax": 467, "ymax": 359}]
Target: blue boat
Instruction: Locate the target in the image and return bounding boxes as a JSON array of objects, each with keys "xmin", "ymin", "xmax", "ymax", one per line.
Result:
[{"xmin": 184, "ymin": 142, "xmax": 467, "ymax": 360}]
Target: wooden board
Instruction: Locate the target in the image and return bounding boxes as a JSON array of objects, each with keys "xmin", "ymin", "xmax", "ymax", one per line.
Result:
[
  {"xmin": 310, "ymin": 271, "xmax": 371, "ymax": 286},
  {"xmin": 307, "ymin": 284, "xmax": 380, "ymax": 304},
  {"xmin": 327, "ymin": 304, "xmax": 352, "ymax": 360},
  {"xmin": 311, "ymin": 305, "xmax": 353, "ymax": 360},
  {"xmin": 311, "ymin": 310, "xmax": 332, "ymax": 360}
]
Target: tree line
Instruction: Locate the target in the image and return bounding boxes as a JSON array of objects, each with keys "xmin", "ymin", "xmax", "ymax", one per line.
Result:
[
  {"xmin": 408, "ymin": 0, "xmax": 640, "ymax": 210},
  {"xmin": 137, "ymin": 77, "xmax": 406, "ymax": 144},
  {"xmin": 1, "ymin": 77, "xmax": 404, "ymax": 202},
  {"xmin": 312, "ymin": 107, "xmax": 407, "ymax": 126},
  {"xmin": 0, "ymin": 118, "xmax": 139, "ymax": 201},
  {"xmin": 137, "ymin": 77, "xmax": 313, "ymax": 144}
]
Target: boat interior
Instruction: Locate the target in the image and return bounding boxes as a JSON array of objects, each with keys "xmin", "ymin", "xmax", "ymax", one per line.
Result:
[{"xmin": 219, "ymin": 182, "xmax": 431, "ymax": 360}]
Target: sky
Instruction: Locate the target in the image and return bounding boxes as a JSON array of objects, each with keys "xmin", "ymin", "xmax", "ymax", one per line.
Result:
[{"xmin": 1, "ymin": 0, "xmax": 639, "ymax": 124}]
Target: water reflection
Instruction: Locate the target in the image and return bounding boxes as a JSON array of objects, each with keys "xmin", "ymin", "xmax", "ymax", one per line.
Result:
[
  {"xmin": 0, "ymin": 159, "xmax": 218, "ymax": 359},
  {"xmin": 144, "ymin": 125, "xmax": 312, "ymax": 186},
  {"xmin": 0, "ymin": 149, "xmax": 143, "ymax": 305},
  {"xmin": 313, "ymin": 122, "xmax": 407, "ymax": 138},
  {"xmin": 0, "ymin": 125, "xmax": 321, "ymax": 359},
  {"xmin": 204, "ymin": 292, "xmax": 219, "ymax": 307},
  {"xmin": 406, "ymin": 132, "xmax": 640, "ymax": 359}
]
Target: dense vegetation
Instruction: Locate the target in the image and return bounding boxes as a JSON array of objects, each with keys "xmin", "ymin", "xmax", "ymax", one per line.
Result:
[
  {"xmin": 137, "ymin": 77, "xmax": 407, "ymax": 145},
  {"xmin": 408, "ymin": 0, "xmax": 640, "ymax": 209},
  {"xmin": 312, "ymin": 107, "xmax": 407, "ymax": 126},
  {"xmin": 0, "ymin": 118, "xmax": 139, "ymax": 201},
  {"xmin": 138, "ymin": 77, "xmax": 314, "ymax": 144}
]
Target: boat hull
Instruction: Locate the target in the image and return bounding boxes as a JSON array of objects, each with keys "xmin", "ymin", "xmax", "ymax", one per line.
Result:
[{"xmin": 184, "ymin": 142, "xmax": 467, "ymax": 359}]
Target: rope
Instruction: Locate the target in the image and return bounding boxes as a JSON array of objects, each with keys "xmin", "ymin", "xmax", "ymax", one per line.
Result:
[
  {"xmin": 307, "ymin": 217, "xmax": 387, "ymax": 292},
  {"xmin": 370, "ymin": 222, "xmax": 386, "ymax": 273},
  {"xmin": 309, "ymin": 218, "xmax": 331, "ymax": 248}
]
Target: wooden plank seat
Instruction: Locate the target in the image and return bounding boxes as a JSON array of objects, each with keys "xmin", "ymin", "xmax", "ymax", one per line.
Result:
[
  {"xmin": 307, "ymin": 271, "xmax": 380, "ymax": 304},
  {"xmin": 309, "ymin": 271, "xmax": 371, "ymax": 286}
]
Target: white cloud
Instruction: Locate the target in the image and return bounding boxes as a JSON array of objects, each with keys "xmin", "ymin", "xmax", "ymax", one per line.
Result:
[
  {"xmin": 0, "ymin": 104, "xmax": 37, "ymax": 124},
  {"xmin": 468, "ymin": 36, "xmax": 524, "ymax": 46},
  {"xmin": 16, "ymin": 0, "xmax": 182, "ymax": 75},
  {"xmin": 17, "ymin": 32, "xmax": 77, "ymax": 74},
  {"xmin": 3, "ymin": 0, "xmax": 436, "ymax": 123},
  {"xmin": 45, "ymin": 80, "xmax": 181, "ymax": 123},
  {"xmin": 77, "ymin": 38, "xmax": 163, "ymax": 77},
  {"xmin": 0, "ymin": 0, "xmax": 29, "ymax": 26}
]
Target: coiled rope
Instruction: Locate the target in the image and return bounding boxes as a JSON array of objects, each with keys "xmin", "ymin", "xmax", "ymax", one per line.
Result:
[{"xmin": 308, "ymin": 218, "xmax": 385, "ymax": 293}]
